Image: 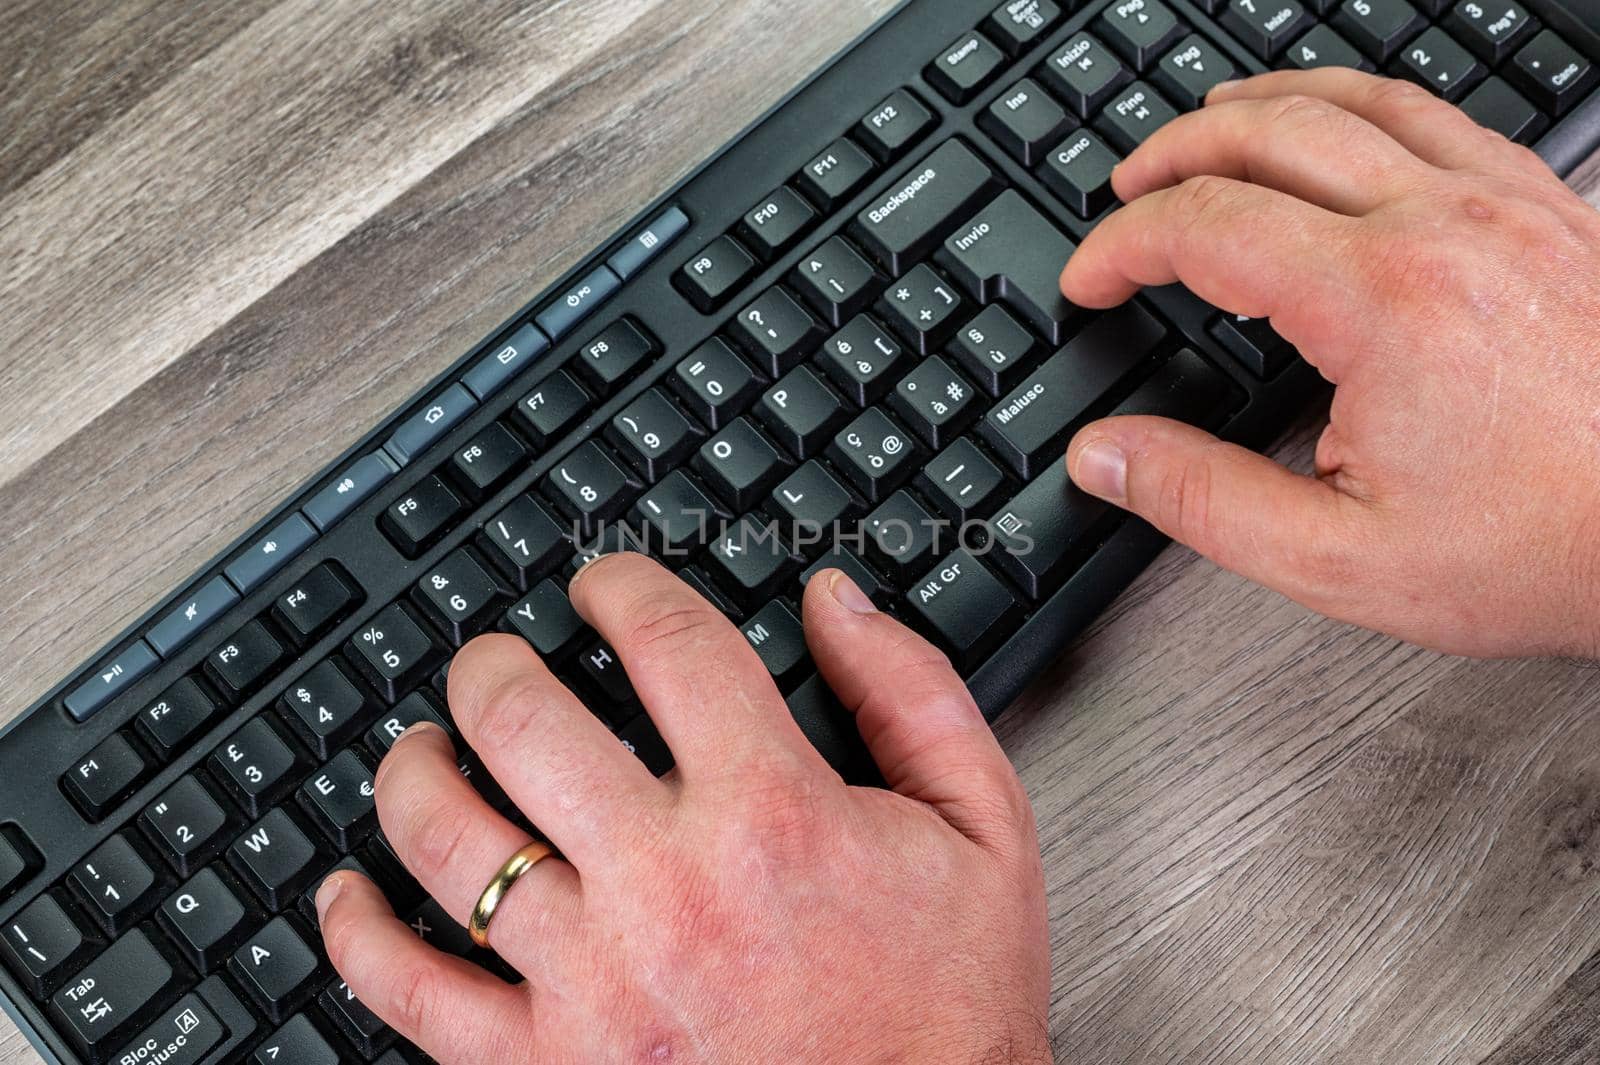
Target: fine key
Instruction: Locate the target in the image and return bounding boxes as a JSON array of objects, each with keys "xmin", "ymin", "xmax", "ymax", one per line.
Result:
[
  {"xmin": 346, "ymin": 601, "xmax": 443, "ymax": 703},
  {"xmin": 134, "ymin": 676, "xmax": 220, "ymax": 761},
  {"xmin": 988, "ymin": 463, "xmax": 1114, "ymax": 599},
  {"xmin": 936, "ymin": 189, "xmax": 1079, "ymax": 345},
  {"xmin": 110, "ymin": 990, "xmax": 231, "ymax": 1065},
  {"xmin": 211, "ymin": 716, "xmax": 301, "ymax": 818},
  {"xmin": 49, "ymin": 929, "xmax": 182, "ymax": 1059},
  {"xmin": 205, "ymin": 619, "xmax": 287, "ymax": 703},
  {"xmin": 159, "ymin": 868, "xmax": 250, "ymax": 972}
]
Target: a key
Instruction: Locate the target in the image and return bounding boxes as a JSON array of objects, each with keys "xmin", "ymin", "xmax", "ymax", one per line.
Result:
[
  {"xmin": 544, "ymin": 441, "xmax": 636, "ymax": 538},
  {"xmin": 230, "ymin": 917, "xmax": 323, "ymax": 1022},
  {"xmin": 732, "ymin": 288, "xmax": 827, "ymax": 377},
  {"xmin": 678, "ymin": 235, "xmax": 758, "ymax": 312},
  {"xmin": 280, "ymin": 659, "xmax": 374, "ymax": 759},
  {"xmin": 210, "ymin": 716, "xmax": 301, "ymax": 817},
  {"xmin": 1221, "ymin": 0, "xmax": 1312, "ymax": 59},
  {"xmin": 141, "ymin": 775, "xmax": 231, "ymax": 876},
  {"xmin": 989, "ymin": 463, "xmax": 1115, "ymax": 599},
  {"xmin": 890, "ymin": 356, "xmax": 979, "ymax": 449},
  {"xmin": 1445, "ymin": 0, "xmax": 1537, "ymax": 64},
  {"xmin": 937, "ymin": 189, "xmax": 1079, "ymax": 345},
  {"xmin": 1460, "ymin": 77, "xmax": 1548, "ymax": 144},
  {"xmin": 451, "ymin": 422, "xmax": 527, "ymax": 500},
  {"xmin": 980, "ymin": 302, "xmax": 1167, "ymax": 477},
  {"xmin": 1212, "ymin": 313, "xmax": 1298, "ymax": 377},
  {"xmin": 1510, "ymin": 30, "xmax": 1597, "ymax": 115},
  {"xmin": 856, "ymin": 88, "xmax": 934, "ymax": 160},
  {"xmin": 704, "ymin": 516, "xmax": 798, "ymax": 608},
  {"xmin": 253, "ymin": 1014, "xmax": 340, "ymax": 1065},
  {"xmin": 515, "ymin": 369, "xmax": 590, "ymax": 448},
  {"xmin": 1, "ymin": 894, "xmax": 93, "ymax": 998},
  {"xmin": 577, "ymin": 641, "xmax": 638, "ymax": 723},
  {"xmin": 504, "ymin": 579, "xmax": 586, "ymax": 658},
  {"xmin": 1041, "ymin": 34, "xmax": 1134, "ymax": 117},
  {"xmin": 320, "ymin": 978, "xmax": 395, "ymax": 1059},
  {"xmin": 368, "ymin": 690, "xmax": 453, "ymax": 755},
  {"xmin": 827, "ymin": 408, "xmax": 921, "ymax": 503},
  {"xmin": 797, "ymin": 138, "xmax": 876, "ymax": 210},
  {"xmin": 907, "ymin": 550, "xmax": 1023, "ymax": 669},
  {"xmin": 538, "ymin": 264, "xmax": 620, "ymax": 340},
  {"xmin": 950, "ymin": 305, "xmax": 1040, "ymax": 396},
  {"xmin": 695, "ymin": 418, "xmax": 790, "ymax": 511},
  {"xmin": 482, "ymin": 494, "xmax": 569, "ymax": 590},
  {"xmin": 1097, "ymin": 0, "xmax": 1188, "ymax": 69},
  {"xmin": 63, "ymin": 733, "xmax": 147, "ymax": 821},
  {"xmin": 863, "ymin": 491, "xmax": 944, "ymax": 583},
  {"xmin": 1393, "ymin": 27, "xmax": 1484, "ymax": 101},
  {"xmin": 770, "ymin": 461, "xmax": 861, "ymax": 555},
  {"xmin": 70, "ymin": 835, "xmax": 162, "ymax": 935},
  {"xmin": 229, "ymin": 809, "xmax": 322, "ymax": 911},
  {"xmin": 49, "ymin": 929, "xmax": 181, "ymax": 1058},
  {"xmin": 618, "ymin": 714, "xmax": 675, "ymax": 776},
  {"xmin": 274, "ymin": 562, "xmax": 359, "ymax": 646},
  {"xmin": 793, "ymin": 237, "xmax": 880, "ymax": 327},
  {"xmin": 1153, "ymin": 34, "xmax": 1238, "ymax": 108},
  {"xmin": 298, "ymin": 855, "xmax": 375, "ymax": 927},
  {"xmin": 851, "ymin": 139, "xmax": 1000, "ymax": 275},
  {"xmin": 817, "ymin": 315, "xmax": 908, "ymax": 406},
  {"xmin": 298, "ymin": 749, "xmax": 377, "ymax": 850},
  {"xmin": 1283, "ymin": 24, "xmax": 1375, "ymax": 70},
  {"xmin": 1096, "ymin": 81, "xmax": 1181, "ymax": 151},
  {"xmin": 757, "ymin": 365, "xmax": 851, "ymax": 458},
  {"xmin": 673, "ymin": 338, "xmax": 763, "ymax": 430},
  {"xmin": 416, "ymin": 549, "xmax": 503, "ymax": 646},
  {"xmin": 159, "ymin": 867, "xmax": 249, "ymax": 972},
  {"xmin": 917, "ymin": 438, "xmax": 1009, "ymax": 522},
  {"xmin": 742, "ymin": 601, "xmax": 810, "ymax": 690},
  {"xmin": 607, "ymin": 389, "xmax": 703, "ymax": 483},
  {"xmin": 880, "ymin": 263, "xmax": 965, "ymax": 354},
  {"xmin": 982, "ymin": 79, "xmax": 1072, "ymax": 166},
  {"xmin": 635, "ymin": 470, "xmax": 725, "ymax": 558},
  {"xmin": 1039, "ymin": 128, "xmax": 1121, "ymax": 218},
  {"xmin": 573, "ymin": 319, "xmax": 657, "ymax": 397},
  {"xmin": 205, "ymin": 619, "xmax": 286, "ymax": 702},
  {"xmin": 927, "ymin": 30, "xmax": 1005, "ymax": 103},
  {"xmin": 382, "ymin": 474, "xmax": 464, "ymax": 557},
  {"xmin": 738, "ymin": 186, "xmax": 817, "ymax": 261},
  {"xmin": 133, "ymin": 676, "xmax": 219, "ymax": 761},
  {"xmin": 1332, "ymin": 0, "xmax": 1426, "ymax": 61},
  {"xmin": 226, "ymin": 513, "xmax": 319, "ymax": 595},
  {"xmin": 0, "ymin": 833, "xmax": 29, "ymax": 904},
  {"xmin": 986, "ymin": 0, "xmax": 1064, "ymax": 53}
]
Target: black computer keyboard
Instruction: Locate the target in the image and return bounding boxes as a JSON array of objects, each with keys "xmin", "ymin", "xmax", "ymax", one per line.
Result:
[{"xmin": 4, "ymin": 0, "xmax": 1598, "ymax": 1061}]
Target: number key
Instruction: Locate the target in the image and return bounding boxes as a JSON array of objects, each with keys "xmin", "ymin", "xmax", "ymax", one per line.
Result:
[
  {"xmin": 415, "ymin": 550, "xmax": 503, "ymax": 646},
  {"xmin": 672, "ymin": 338, "xmax": 762, "ymax": 430},
  {"xmin": 606, "ymin": 389, "xmax": 703, "ymax": 483},
  {"xmin": 279, "ymin": 659, "xmax": 373, "ymax": 759},
  {"xmin": 543, "ymin": 441, "xmax": 636, "ymax": 538},
  {"xmin": 1332, "ymin": 0, "xmax": 1426, "ymax": 62},
  {"xmin": 210, "ymin": 716, "xmax": 301, "ymax": 817},
  {"xmin": 1445, "ymin": 0, "xmax": 1536, "ymax": 63},
  {"xmin": 69, "ymin": 835, "xmax": 162, "ymax": 935},
  {"xmin": 346, "ymin": 602, "xmax": 443, "ymax": 702},
  {"xmin": 141, "ymin": 775, "xmax": 230, "ymax": 877},
  {"xmin": 1392, "ymin": 26, "xmax": 1484, "ymax": 101}
]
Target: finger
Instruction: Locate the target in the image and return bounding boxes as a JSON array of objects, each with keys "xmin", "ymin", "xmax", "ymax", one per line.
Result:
[
  {"xmin": 317, "ymin": 871, "xmax": 533, "ymax": 1065},
  {"xmin": 448, "ymin": 632, "xmax": 667, "ymax": 870},
  {"xmin": 375, "ymin": 722, "xmax": 582, "ymax": 969},
  {"xmin": 1066, "ymin": 416, "xmax": 1375, "ymax": 612},
  {"xmin": 801, "ymin": 570, "xmax": 1031, "ymax": 853},
  {"xmin": 1113, "ymin": 94, "xmax": 1431, "ymax": 215},
  {"xmin": 1059, "ymin": 176, "xmax": 1366, "ymax": 379},
  {"xmin": 568, "ymin": 552, "xmax": 827, "ymax": 776},
  {"xmin": 1208, "ymin": 69, "xmax": 1511, "ymax": 170}
]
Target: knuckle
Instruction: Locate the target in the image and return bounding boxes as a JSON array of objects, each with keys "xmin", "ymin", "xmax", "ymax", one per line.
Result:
[
  {"xmin": 1266, "ymin": 93, "xmax": 1336, "ymax": 129},
  {"xmin": 621, "ymin": 602, "xmax": 729, "ymax": 662},
  {"xmin": 466, "ymin": 673, "xmax": 544, "ymax": 751},
  {"xmin": 1360, "ymin": 225, "xmax": 1459, "ymax": 304},
  {"xmin": 390, "ymin": 961, "xmax": 450, "ymax": 1036},
  {"xmin": 1369, "ymin": 76, "xmax": 1434, "ymax": 115},
  {"xmin": 403, "ymin": 797, "xmax": 477, "ymax": 883},
  {"xmin": 733, "ymin": 770, "xmax": 833, "ymax": 866}
]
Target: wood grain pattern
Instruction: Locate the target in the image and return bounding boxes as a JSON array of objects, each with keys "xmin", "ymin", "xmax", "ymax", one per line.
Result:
[{"xmin": 1, "ymin": 2, "xmax": 1598, "ymax": 1062}]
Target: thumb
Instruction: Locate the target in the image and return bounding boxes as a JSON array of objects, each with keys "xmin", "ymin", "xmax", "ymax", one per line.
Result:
[{"xmin": 1067, "ymin": 415, "xmax": 1369, "ymax": 608}]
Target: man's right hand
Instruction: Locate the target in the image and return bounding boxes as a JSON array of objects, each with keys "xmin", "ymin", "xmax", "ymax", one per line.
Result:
[{"xmin": 1060, "ymin": 69, "xmax": 1600, "ymax": 659}]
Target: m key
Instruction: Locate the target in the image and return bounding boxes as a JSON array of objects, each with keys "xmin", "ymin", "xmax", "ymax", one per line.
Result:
[{"xmin": 936, "ymin": 190, "xmax": 1079, "ymax": 344}]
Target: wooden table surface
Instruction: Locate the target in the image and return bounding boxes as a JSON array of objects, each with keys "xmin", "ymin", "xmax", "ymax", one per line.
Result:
[{"xmin": 4, "ymin": 2, "xmax": 1600, "ymax": 1062}]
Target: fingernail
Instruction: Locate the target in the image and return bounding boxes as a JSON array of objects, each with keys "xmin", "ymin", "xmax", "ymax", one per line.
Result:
[
  {"xmin": 1072, "ymin": 441, "xmax": 1128, "ymax": 503},
  {"xmin": 829, "ymin": 571, "xmax": 876, "ymax": 615},
  {"xmin": 395, "ymin": 720, "xmax": 444, "ymax": 744},
  {"xmin": 315, "ymin": 875, "xmax": 343, "ymax": 924},
  {"xmin": 1206, "ymin": 80, "xmax": 1241, "ymax": 102}
]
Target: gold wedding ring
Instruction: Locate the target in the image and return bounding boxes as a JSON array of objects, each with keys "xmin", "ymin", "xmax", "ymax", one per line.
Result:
[{"xmin": 468, "ymin": 842, "xmax": 554, "ymax": 948}]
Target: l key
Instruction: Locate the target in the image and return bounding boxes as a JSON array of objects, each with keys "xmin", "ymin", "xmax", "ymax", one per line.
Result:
[{"xmin": 936, "ymin": 190, "xmax": 1079, "ymax": 344}]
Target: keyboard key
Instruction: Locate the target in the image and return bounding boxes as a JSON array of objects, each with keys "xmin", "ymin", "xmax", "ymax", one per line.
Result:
[
  {"xmin": 231, "ymin": 916, "xmax": 323, "ymax": 1022},
  {"xmin": 793, "ymin": 237, "xmax": 880, "ymax": 327},
  {"xmin": 1039, "ymin": 128, "xmax": 1121, "ymax": 219},
  {"xmin": 1153, "ymin": 34, "xmax": 1238, "ymax": 109},
  {"xmin": 416, "ymin": 549, "xmax": 503, "ymax": 646},
  {"xmin": 817, "ymin": 315, "xmax": 909, "ymax": 407},
  {"xmin": 828, "ymin": 408, "xmax": 921, "ymax": 503},
  {"xmin": 938, "ymin": 189, "xmax": 1079, "ymax": 345},
  {"xmin": 1511, "ymin": 29, "xmax": 1597, "ymax": 115},
  {"xmin": 857, "ymin": 88, "xmax": 934, "ymax": 160},
  {"xmin": 225, "ymin": 512, "xmax": 319, "ymax": 594},
  {"xmin": 982, "ymin": 79, "xmax": 1072, "ymax": 166},
  {"xmin": 695, "ymin": 418, "xmax": 790, "ymax": 511},
  {"xmin": 347, "ymin": 602, "xmax": 443, "ymax": 703},
  {"xmin": 573, "ymin": 318, "xmax": 657, "ymax": 397},
  {"xmin": 743, "ymin": 601, "xmax": 810, "ymax": 690},
  {"xmin": 618, "ymin": 713, "xmax": 675, "ymax": 776},
  {"xmin": 1114, "ymin": 348, "xmax": 1237, "ymax": 427},
  {"xmin": 515, "ymin": 369, "xmax": 591, "ymax": 448},
  {"xmin": 758, "ymin": 365, "xmax": 851, "ymax": 458},
  {"xmin": 1041, "ymin": 34, "xmax": 1134, "ymax": 117},
  {"xmin": 986, "ymin": 0, "xmax": 1064, "ymax": 54},
  {"xmin": 483, "ymin": 494, "xmax": 569, "ymax": 590},
  {"xmin": 280, "ymin": 659, "xmax": 373, "ymax": 759},
  {"xmin": 950, "ymin": 305, "xmax": 1041, "ymax": 396},
  {"xmin": 369, "ymin": 691, "xmax": 453, "ymax": 755},
  {"xmin": 70, "ymin": 835, "xmax": 162, "ymax": 935},
  {"xmin": 64, "ymin": 640, "xmax": 159, "ymax": 722},
  {"xmin": 927, "ymin": 31, "xmax": 1005, "ymax": 104},
  {"xmin": 461, "ymin": 322, "xmax": 550, "ymax": 401},
  {"xmin": 800, "ymin": 545, "xmax": 883, "ymax": 603},
  {"xmin": 1212, "ymin": 313, "xmax": 1298, "ymax": 377},
  {"xmin": 230, "ymin": 809, "xmax": 322, "ymax": 911},
  {"xmin": 544, "ymin": 441, "xmax": 636, "ymax": 538},
  {"xmin": 254, "ymin": 1014, "xmax": 340, "ymax": 1065},
  {"xmin": 1460, "ymin": 76, "xmax": 1549, "ymax": 144},
  {"xmin": 704, "ymin": 516, "xmax": 798, "ymax": 608},
  {"xmin": 1331, "ymin": 0, "xmax": 1425, "ymax": 62},
  {"xmin": 796, "ymin": 138, "xmax": 876, "ymax": 210},
  {"xmin": 299, "ymin": 749, "xmax": 377, "ymax": 850},
  {"xmin": 673, "ymin": 339, "xmax": 763, "ymax": 430},
  {"xmin": 1, "ymin": 894, "xmax": 93, "ymax": 998},
  {"xmin": 320, "ymin": 977, "xmax": 395, "ymax": 1058},
  {"xmin": 211, "ymin": 716, "xmax": 301, "ymax": 818},
  {"xmin": 112, "ymin": 990, "xmax": 229, "ymax": 1065},
  {"xmin": 129, "ymin": 677, "xmax": 216, "ymax": 762},
  {"xmin": 1096, "ymin": 80, "xmax": 1181, "ymax": 152},
  {"xmin": 274, "ymin": 562, "xmax": 360, "ymax": 646},
  {"xmin": 733, "ymin": 287, "xmax": 828, "ymax": 377},
  {"xmin": 1283, "ymin": 24, "xmax": 1375, "ymax": 70},
  {"xmin": 148, "ymin": 576, "xmax": 240, "ymax": 658},
  {"xmin": 607, "ymin": 390, "xmax": 704, "ymax": 486},
  {"xmin": 205, "ymin": 619, "xmax": 286, "ymax": 701},
  {"xmin": 918, "ymin": 437, "xmax": 1009, "ymax": 523},
  {"xmin": 384, "ymin": 382, "xmax": 477, "ymax": 467},
  {"xmin": 0, "ymin": 831, "xmax": 34, "ymax": 906},
  {"xmin": 863, "ymin": 490, "xmax": 944, "ymax": 583},
  {"xmin": 303, "ymin": 452, "xmax": 398, "ymax": 531},
  {"xmin": 852, "ymin": 139, "xmax": 1000, "ymax": 275},
  {"xmin": 451, "ymin": 422, "xmax": 528, "ymax": 500},
  {"xmin": 907, "ymin": 549, "xmax": 1022, "ymax": 670},
  {"xmin": 50, "ymin": 929, "xmax": 180, "ymax": 1058},
  {"xmin": 738, "ymin": 186, "xmax": 817, "ymax": 261},
  {"xmin": 141, "ymin": 775, "xmax": 230, "ymax": 876},
  {"xmin": 989, "ymin": 463, "xmax": 1114, "ymax": 598},
  {"xmin": 381, "ymin": 474, "xmax": 463, "ymax": 558},
  {"xmin": 784, "ymin": 674, "xmax": 878, "ymax": 781},
  {"xmin": 677, "ymin": 235, "xmax": 757, "ymax": 312},
  {"xmin": 635, "ymin": 470, "xmax": 725, "ymax": 557},
  {"xmin": 1097, "ymin": 0, "xmax": 1187, "ymax": 69},
  {"xmin": 505, "ymin": 578, "xmax": 586, "ymax": 657},
  {"xmin": 1445, "ymin": 0, "xmax": 1537, "ymax": 64},
  {"xmin": 891, "ymin": 356, "xmax": 980, "ymax": 450},
  {"xmin": 1221, "ymin": 0, "xmax": 1312, "ymax": 59},
  {"xmin": 880, "ymin": 263, "xmax": 966, "ymax": 354},
  {"xmin": 1393, "ymin": 27, "xmax": 1484, "ymax": 101},
  {"xmin": 159, "ymin": 868, "xmax": 249, "ymax": 971},
  {"xmin": 770, "ymin": 461, "xmax": 861, "ymax": 554},
  {"xmin": 574, "ymin": 640, "xmax": 636, "ymax": 722},
  {"xmin": 63, "ymin": 733, "xmax": 147, "ymax": 820},
  {"xmin": 607, "ymin": 205, "xmax": 690, "ymax": 280},
  {"xmin": 537, "ymin": 264, "xmax": 621, "ymax": 340}
]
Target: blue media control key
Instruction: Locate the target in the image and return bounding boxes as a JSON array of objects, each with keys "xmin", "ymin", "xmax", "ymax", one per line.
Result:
[
  {"xmin": 536, "ymin": 265, "xmax": 621, "ymax": 340},
  {"xmin": 64, "ymin": 641, "xmax": 159, "ymax": 721},
  {"xmin": 607, "ymin": 206, "xmax": 691, "ymax": 280},
  {"xmin": 225, "ymin": 513, "xmax": 319, "ymax": 593},
  {"xmin": 384, "ymin": 383, "xmax": 478, "ymax": 467},
  {"xmin": 147, "ymin": 576, "xmax": 240, "ymax": 657},
  {"xmin": 462, "ymin": 323, "xmax": 550, "ymax": 400},
  {"xmin": 304, "ymin": 452, "xmax": 399, "ymax": 531}
]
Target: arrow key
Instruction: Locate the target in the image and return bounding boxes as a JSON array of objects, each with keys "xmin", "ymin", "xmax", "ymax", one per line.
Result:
[
  {"xmin": 1153, "ymin": 34, "xmax": 1237, "ymax": 109},
  {"xmin": 1096, "ymin": 0, "xmax": 1187, "ymax": 70}
]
